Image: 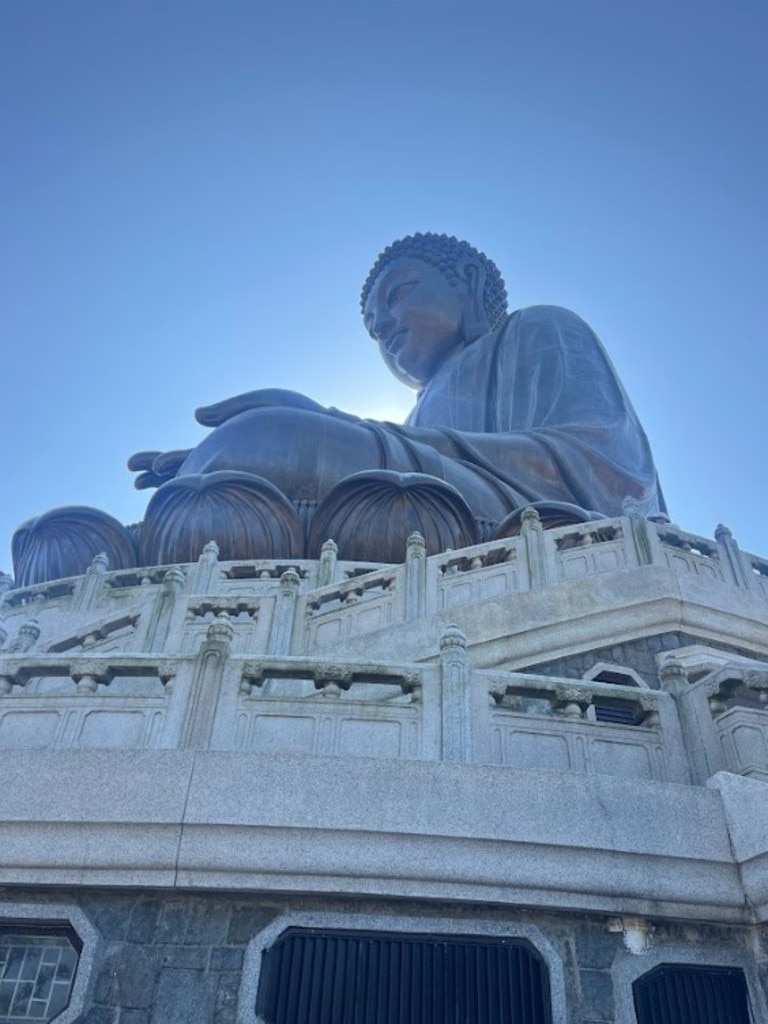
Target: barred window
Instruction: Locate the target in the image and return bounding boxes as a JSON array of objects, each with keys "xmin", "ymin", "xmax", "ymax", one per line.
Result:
[
  {"xmin": 256, "ymin": 928, "xmax": 551, "ymax": 1024},
  {"xmin": 0, "ymin": 929, "xmax": 80, "ymax": 1023},
  {"xmin": 633, "ymin": 964, "xmax": 751, "ymax": 1024}
]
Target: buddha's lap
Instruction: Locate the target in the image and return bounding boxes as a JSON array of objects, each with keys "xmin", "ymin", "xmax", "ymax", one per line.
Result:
[{"xmin": 179, "ymin": 406, "xmax": 389, "ymax": 498}]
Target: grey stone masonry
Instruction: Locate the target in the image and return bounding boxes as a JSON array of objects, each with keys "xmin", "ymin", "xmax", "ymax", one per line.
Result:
[
  {"xmin": 0, "ymin": 890, "xmax": 765, "ymax": 1024},
  {"xmin": 521, "ymin": 631, "xmax": 755, "ymax": 688}
]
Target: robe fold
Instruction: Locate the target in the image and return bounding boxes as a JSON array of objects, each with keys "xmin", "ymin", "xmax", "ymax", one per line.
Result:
[{"xmin": 364, "ymin": 305, "xmax": 666, "ymax": 521}]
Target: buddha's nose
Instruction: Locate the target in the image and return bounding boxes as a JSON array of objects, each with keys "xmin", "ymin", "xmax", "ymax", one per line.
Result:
[{"xmin": 371, "ymin": 306, "xmax": 394, "ymax": 340}]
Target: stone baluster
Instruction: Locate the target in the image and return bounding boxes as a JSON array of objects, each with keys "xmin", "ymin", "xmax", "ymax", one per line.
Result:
[
  {"xmin": 69, "ymin": 660, "xmax": 110, "ymax": 694},
  {"xmin": 745, "ymin": 670, "xmax": 768, "ymax": 706},
  {"xmin": 714, "ymin": 524, "xmax": 749, "ymax": 589},
  {"xmin": 405, "ymin": 532, "xmax": 427, "ymax": 622},
  {"xmin": 553, "ymin": 684, "xmax": 590, "ymax": 719},
  {"xmin": 314, "ymin": 664, "xmax": 353, "ymax": 698},
  {"xmin": 317, "ymin": 539, "xmax": 338, "ymax": 589},
  {"xmin": 239, "ymin": 660, "xmax": 265, "ymax": 697},
  {"xmin": 439, "ymin": 624, "xmax": 473, "ymax": 763},
  {"xmin": 194, "ymin": 540, "xmax": 222, "ymax": 593},
  {"xmin": 72, "ymin": 552, "xmax": 110, "ymax": 611}
]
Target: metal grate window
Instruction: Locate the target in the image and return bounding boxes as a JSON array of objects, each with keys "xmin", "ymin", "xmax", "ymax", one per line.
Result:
[
  {"xmin": 0, "ymin": 929, "xmax": 79, "ymax": 1023},
  {"xmin": 256, "ymin": 928, "xmax": 551, "ymax": 1024},
  {"xmin": 633, "ymin": 964, "xmax": 751, "ymax": 1024},
  {"xmin": 594, "ymin": 701, "xmax": 637, "ymax": 725}
]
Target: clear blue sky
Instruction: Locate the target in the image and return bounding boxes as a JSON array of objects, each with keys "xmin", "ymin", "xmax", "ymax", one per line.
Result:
[{"xmin": 2, "ymin": 0, "xmax": 766, "ymax": 573}]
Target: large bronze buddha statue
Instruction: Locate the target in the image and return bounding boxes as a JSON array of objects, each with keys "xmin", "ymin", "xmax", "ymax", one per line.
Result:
[{"xmin": 11, "ymin": 233, "xmax": 667, "ymax": 585}]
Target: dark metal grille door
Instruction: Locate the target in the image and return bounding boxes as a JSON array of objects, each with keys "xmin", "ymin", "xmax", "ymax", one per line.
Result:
[
  {"xmin": 633, "ymin": 964, "xmax": 751, "ymax": 1024},
  {"xmin": 256, "ymin": 929, "xmax": 551, "ymax": 1024}
]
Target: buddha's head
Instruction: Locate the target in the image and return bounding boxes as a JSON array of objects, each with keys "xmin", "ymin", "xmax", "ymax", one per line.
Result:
[{"xmin": 360, "ymin": 233, "xmax": 508, "ymax": 388}]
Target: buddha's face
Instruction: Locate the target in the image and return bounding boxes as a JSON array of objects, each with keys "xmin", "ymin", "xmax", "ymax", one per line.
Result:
[{"xmin": 363, "ymin": 257, "xmax": 472, "ymax": 388}]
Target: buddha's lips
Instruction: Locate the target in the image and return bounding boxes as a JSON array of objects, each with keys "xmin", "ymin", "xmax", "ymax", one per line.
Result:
[{"xmin": 385, "ymin": 331, "xmax": 406, "ymax": 355}]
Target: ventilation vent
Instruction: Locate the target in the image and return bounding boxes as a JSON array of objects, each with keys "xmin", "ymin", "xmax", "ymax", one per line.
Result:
[
  {"xmin": 592, "ymin": 669, "xmax": 638, "ymax": 686},
  {"xmin": 633, "ymin": 964, "xmax": 751, "ymax": 1024},
  {"xmin": 256, "ymin": 929, "xmax": 551, "ymax": 1024}
]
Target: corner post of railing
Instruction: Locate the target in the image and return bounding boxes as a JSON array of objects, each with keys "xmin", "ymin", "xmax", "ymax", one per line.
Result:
[
  {"xmin": 317, "ymin": 539, "xmax": 339, "ymax": 589},
  {"xmin": 714, "ymin": 523, "xmax": 750, "ymax": 589},
  {"xmin": 622, "ymin": 497, "xmax": 663, "ymax": 566},
  {"xmin": 72, "ymin": 552, "xmax": 110, "ymax": 611},
  {"xmin": 521, "ymin": 507, "xmax": 552, "ymax": 589},
  {"xmin": 405, "ymin": 532, "xmax": 427, "ymax": 622},
  {"xmin": 439, "ymin": 624, "xmax": 472, "ymax": 763},
  {"xmin": 141, "ymin": 566, "xmax": 186, "ymax": 651},
  {"xmin": 267, "ymin": 569, "xmax": 301, "ymax": 656},
  {"xmin": 181, "ymin": 613, "xmax": 234, "ymax": 749},
  {"xmin": 659, "ymin": 657, "xmax": 723, "ymax": 784},
  {"xmin": 194, "ymin": 540, "xmax": 222, "ymax": 593}
]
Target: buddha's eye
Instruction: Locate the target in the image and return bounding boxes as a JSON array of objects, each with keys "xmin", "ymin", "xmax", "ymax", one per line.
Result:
[{"xmin": 386, "ymin": 281, "xmax": 417, "ymax": 308}]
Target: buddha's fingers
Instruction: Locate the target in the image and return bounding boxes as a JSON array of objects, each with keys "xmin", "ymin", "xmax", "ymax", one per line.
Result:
[
  {"xmin": 128, "ymin": 450, "xmax": 190, "ymax": 489},
  {"xmin": 133, "ymin": 471, "xmax": 165, "ymax": 490},
  {"xmin": 196, "ymin": 389, "xmax": 326, "ymax": 427},
  {"xmin": 152, "ymin": 450, "xmax": 192, "ymax": 476},
  {"xmin": 127, "ymin": 450, "xmax": 163, "ymax": 472}
]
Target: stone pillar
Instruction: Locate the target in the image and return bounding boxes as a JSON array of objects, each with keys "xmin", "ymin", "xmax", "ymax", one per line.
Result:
[
  {"xmin": 72, "ymin": 552, "xmax": 110, "ymax": 611},
  {"xmin": 267, "ymin": 569, "xmax": 301, "ymax": 656},
  {"xmin": 521, "ymin": 507, "xmax": 552, "ymax": 589},
  {"xmin": 715, "ymin": 524, "xmax": 750, "ymax": 589},
  {"xmin": 9, "ymin": 619, "xmax": 40, "ymax": 654},
  {"xmin": 194, "ymin": 540, "xmax": 222, "ymax": 593},
  {"xmin": 405, "ymin": 532, "xmax": 427, "ymax": 622},
  {"xmin": 659, "ymin": 657, "xmax": 723, "ymax": 784},
  {"xmin": 622, "ymin": 497, "xmax": 663, "ymax": 566},
  {"xmin": 317, "ymin": 540, "xmax": 338, "ymax": 589},
  {"xmin": 143, "ymin": 567, "xmax": 186, "ymax": 651},
  {"xmin": 439, "ymin": 624, "xmax": 472, "ymax": 763},
  {"xmin": 181, "ymin": 614, "xmax": 234, "ymax": 749}
]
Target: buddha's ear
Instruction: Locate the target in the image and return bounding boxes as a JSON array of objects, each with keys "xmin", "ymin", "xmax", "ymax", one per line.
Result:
[
  {"xmin": 455, "ymin": 256, "xmax": 487, "ymax": 298},
  {"xmin": 455, "ymin": 257, "xmax": 490, "ymax": 340}
]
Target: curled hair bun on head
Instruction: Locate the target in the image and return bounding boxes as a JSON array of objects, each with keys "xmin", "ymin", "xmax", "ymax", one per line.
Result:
[{"xmin": 361, "ymin": 232, "xmax": 508, "ymax": 330}]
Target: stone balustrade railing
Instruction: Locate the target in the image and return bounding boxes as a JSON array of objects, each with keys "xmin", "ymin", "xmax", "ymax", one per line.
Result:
[
  {"xmin": 1, "ymin": 510, "xmax": 768, "ymax": 783},
  {"xmin": 3, "ymin": 509, "xmax": 768, "ymax": 624},
  {"xmin": 488, "ymin": 671, "xmax": 662, "ymax": 726},
  {"xmin": 659, "ymin": 657, "xmax": 768, "ymax": 783},
  {"xmin": 2, "ymin": 615, "xmax": 765, "ymax": 787}
]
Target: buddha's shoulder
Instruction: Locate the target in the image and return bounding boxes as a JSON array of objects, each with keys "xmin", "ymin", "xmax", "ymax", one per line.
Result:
[
  {"xmin": 483, "ymin": 308, "xmax": 603, "ymax": 366},
  {"xmin": 506, "ymin": 304, "xmax": 589, "ymax": 326}
]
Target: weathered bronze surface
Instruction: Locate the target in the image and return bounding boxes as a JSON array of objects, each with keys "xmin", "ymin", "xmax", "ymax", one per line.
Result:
[{"xmin": 11, "ymin": 233, "xmax": 667, "ymax": 584}]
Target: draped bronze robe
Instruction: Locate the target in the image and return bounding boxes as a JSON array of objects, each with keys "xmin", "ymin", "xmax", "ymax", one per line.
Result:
[{"xmin": 366, "ymin": 305, "xmax": 665, "ymax": 521}]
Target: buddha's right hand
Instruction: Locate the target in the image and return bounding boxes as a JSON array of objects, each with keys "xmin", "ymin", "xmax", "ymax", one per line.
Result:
[
  {"xmin": 195, "ymin": 389, "xmax": 327, "ymax": 427},
  {"xmin": 127, "ymin": 449, "xmax": 192, "ymax": 489}
]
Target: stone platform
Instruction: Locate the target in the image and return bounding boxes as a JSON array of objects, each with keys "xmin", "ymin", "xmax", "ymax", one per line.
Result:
[{"xmin": 1, "ymin": 510, "xmax": 767, "ymax": 1021}]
